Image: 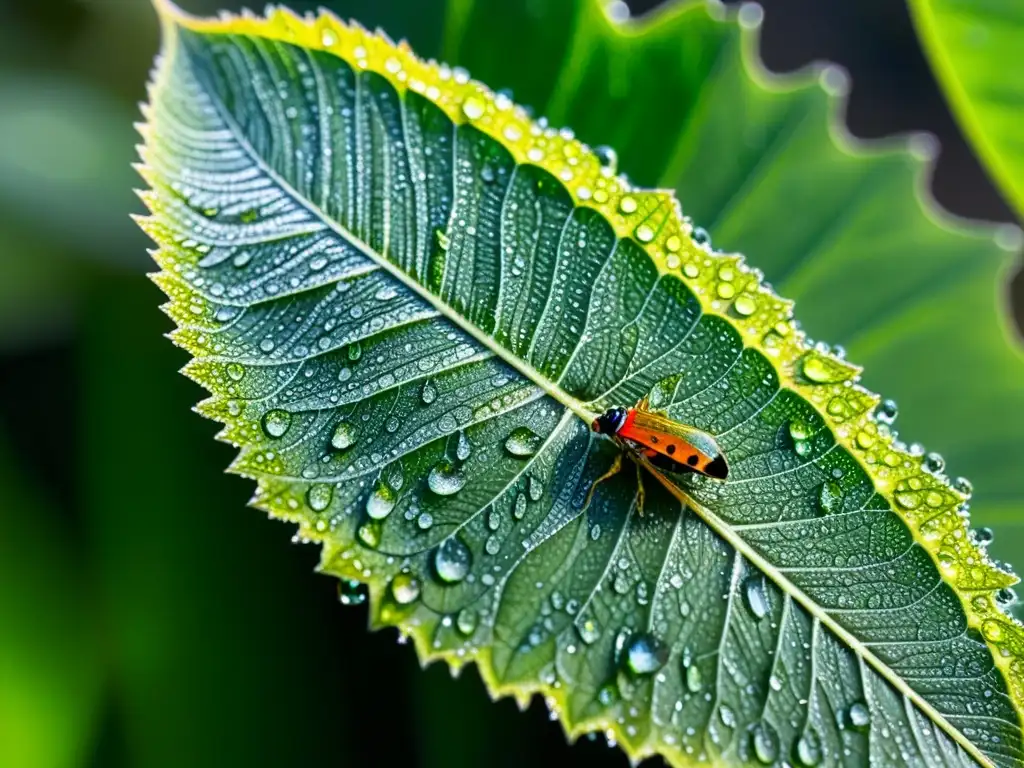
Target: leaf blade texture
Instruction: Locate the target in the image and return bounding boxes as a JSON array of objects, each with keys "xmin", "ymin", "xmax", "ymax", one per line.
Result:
[{"xmin": 137, "ymin": 2, "xmax": 1024, "ymax": 765}]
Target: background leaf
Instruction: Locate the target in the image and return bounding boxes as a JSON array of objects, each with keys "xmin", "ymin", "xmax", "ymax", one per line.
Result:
[
  {"xmin": 137, "ymin": 3, "xmax": 1024, "ymax": 765},
  {"xmin": 909, "ymin": 0, "xmax": 1024, "ymax": 222}
]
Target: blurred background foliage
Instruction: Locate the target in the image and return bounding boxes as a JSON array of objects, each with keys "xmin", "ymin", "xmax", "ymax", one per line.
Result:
[{"xmin": 0, "ymin": 1, "xmax": 1021, "ymax": 767}]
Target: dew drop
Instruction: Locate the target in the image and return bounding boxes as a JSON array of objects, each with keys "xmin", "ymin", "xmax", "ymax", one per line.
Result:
[
  {"xmin": 751, "ymin": 722, "xmax": 779, "ymax": 764},
  {"xmin": 306, "ymin": 483, "xmax": 333, "ymax": 512},
  {"xmin": 435, "ymin": 536, "xmax": 472, "ymax": 583},
  {"xmin": 331, "ymin": 422, "xmax": 356, "ymax": 450},
  {"xmin": 685, "ymin": 662, "xmax": 703, "ymax": 693},
  {"xmin": 954, "ymin": 476, "xmax": 974, "ymax": 495},
  {"xmin": 357, "ymin": 522, "xmax": 380, "ymax": 548},
  {"xmin": 975, "ymin": 527, "xmax": 994, "ymax": 546},
  {"xmin": 456, "ymin": 430, "xmax": 472, "ymax": 460},
  {"xmin": 462, "ymin": 96, "xmax": 485, "ymax": 120},
  {"xmin": 505, "ymin": 426, "xmax": 542, "ymax": 457},
  {"xmin": 366, "ymin": 481, "xmax": 397, "ymax": 520},
  {"xmin": 875, "ymin": 398, "xmax": 898, "ymax": 424},
  {"xmin": 624, "ymin": 632, "xmax": 667, "ymax": 675},
  {"xmin": 347, "ymin": 341, "xmax": 362, "ymax": 362},
  {"xmin": 718, "ymin": 704, "xmax": 736, "ymax": 728},
  {"xmin": 618, "ymin": 195, "xmax": 638, "ymax": 214},
  {"xmin": 421, "ymin": 380, "xmax": 437, "ymax": 404},
  {"xmin": 594, "ymin": 145, "xmax": 618, "ymax": 173},
  {"xmin": 514, "ymin": 492, "xmax": 528, "ymax": 519},
  {"xmin": 801, "ymin": 352, "xmax": 848, "ymax": 384},
  {"xmin": 337, "ymin": 578, "xmax": 366, "ymax": 606},
  {"xmin": 528, "ymin": 475, "xmax": 544, "ymax": 501},
  {"xmin": 390, "ymin": 573, "xmax": 420, "ymax": 604},
  {"xmin": 794, "ymin": 728, "xmax": 822, "ymax": 766},
  {"xmin": 691, "ymin": 226, "xmax": 711, "ymax": 246},
  {"xmin": 744, "ymin": 575, "xmax": 770, "ymax": 620},
  {"xmin": 635, "ymin": 224, "xmax": 654, "ymax": 243},
  {"xmin": 456, "ymin": 608, "xmax": 478, "ymax": 635},
  {"xmin": 817, "ymin": 480, "xmax": 843, "ymax": 515},
  {"xmin": 923, "ymin": 451, "xmax": 945, "ymax": 474},
  {"xmin": 577, "ymin": 618, "xmax": 601, "ymax": 645},
  {"xmin": 847, "ymin": 701, "xmax": 870, "ymax": 731},
  {"xmin": 428, "ymin": 460, "xmax": 467, "ymax": 496},
  {"xmin": 733, "ymin": 294, "xmax": 757, "ymax": 317},
  {"xmin": 259, "ymin": 338, "xmax": 275, "ymax": 353}
]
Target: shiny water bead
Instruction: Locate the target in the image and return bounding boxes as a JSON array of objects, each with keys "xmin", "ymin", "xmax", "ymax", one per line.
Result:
[
  {"xmin": 357, "ymin": 521, "xmax": 380, "ymax": 548},
  {"xmin": 624, "ymin": 633, "xmax": 667, "ymax": 675},
  {"xmin": 750, "ymin": 722, "xmax": 779, "ymax": 764},
  {"xmin": 505, "ymin": 426, "xmax": 542, "ymax": 457},
  {"xmin": 744, "ymin": 575, "xmax": 770, "ymax": 620},
  {"xmin": 685, "ymin": 661, "xmax": 703, "ymax": 692},
  {"xmin": 366, "ymin": 481, "xmax": 397, "ymax": 520},
  {"xmin": 594, "ymin": 145, "xmax": 618, "ymax": 173},
  {"xmin": 846, "ymin": 701, "xmax": 870, "ymax": 730},
  {"xmin": 306, "ymin": 483, "xmax": 333, "ymax": 512},
  {"xmin": 226, "ymin": 363, "xmax": 245, "ymax": 381},
  {"xmin": 665, "ymin": 234, "xmax": 681, "ymax": 252},
  {"xmin": 618, "ymin": 195, "xmax": 638, "ymax": 214},
  {"xmin": 421, "ymin": 379, "xmax": 437, "ymax": 404},
  {"xmin": 997, "ymin": 588, "xmax": 1018, "ymax": 607},
  {"xmin": 434, "ymin": 536, "xmax": 472, "ymax": 583},
  {"xmin": 794, "ymin": 729, "xmax": 823, "ymax": 766},
  {"xmin": 427, "ymin": 460, "xmax": 467, "ymax": 495},
  {"xmin": 456, "ymin": 608, "xmax": 478, "ymax": 635},
  {"xmin": 461, "ymin": 95, "xmax": 485, "ymax": 120},
  {"xmin": 975, "ymin": 527, "xmax": 995, "ymax": 546},
  {"xmin": 800, "ymin": 351, "xmax": 849, "ymax": 384},
  {"xmin": 577, "ymin": 618, "xmax": 601, "ymax": 645},
  {"xmin": 261, "ymin": 409, "xmax": 291, "ymax": 438},
  {"xmin": 954, "ymin": 476, "xmax": 974, "ymax": 495},
  {"xmin": 346, "ymin": 341, "xmax": 362, "ymax": 361},
  {"xmin": 691, "ymin": 226, "xmax": 711, "ymax": 246},
  {"xmin": 390, "ymin": 573, "xmax": 420, "ymax": 604},
  {"xmin": 733, "ymin": 294, "xmax": 757, "ymax": 316},
  {"xmin": 331, "ymin": 422, "xmax": 356, "ymax": 450},
  {"xmin": 875, "ymin": 398, "xmax": 898, "ymax": 424},
  {"xmin": 923, "ymin": 451, "xmax": 945, "ymax": 474},
  {"xmin": 338, "ymin": 579, "xmax": 366, "ymax": 606},
  {"xmin": 635, "ymin": 224, "xmax": 655, "ymax": 243}
]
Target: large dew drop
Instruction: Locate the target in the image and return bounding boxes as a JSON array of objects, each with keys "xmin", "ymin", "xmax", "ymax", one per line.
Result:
[
  {"xmin": 625, "ymin": 632, "xmax": 668, "ymax": 675},
  {"xmin": 306, "ymin": 483, "xmax": 333, "ymax": 512},
  {"xmin": 261, "ymin": 409, "xmax": 292, "ymax": 438},
  {"xmin": 434, "ymin": 536, "xmax": 472, "ymax": 583},
  {"xmin": 421, "ymin": 380, "xmax": 437, "ymax": 404},
  {"xmin": 505, "ymin": 426, "xmax": 542, "ymax": 457},
  {"xmin": 390, "ymin": 573, "xmax": 420, "ymax": 605},
  {"xmin": 331, "ymin": 422, "xmax": 356, "ymax": 450},
  {"xmin": 846, "ymin": 701, "xmax": 870, "ymax": 731},
  {"xmin": 366, "ymin": 481, "xmax": 397, "ymax": 520},
  {"xmin": 427, "ymin": 460, "xmax": 467, "ymax": 496},
  {"xmin": 750, "ymin": 722, "xmax": 779, "ymax": 764}
]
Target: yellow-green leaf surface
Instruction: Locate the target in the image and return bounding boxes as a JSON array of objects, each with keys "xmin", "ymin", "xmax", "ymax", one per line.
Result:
[
  {"xmin": 910, "ymin": 0, "xmax": 1024, "ymax": 220},
  {"xmin": 138, "ymin": 1, "xmax": 1024, "ymax": 765}
]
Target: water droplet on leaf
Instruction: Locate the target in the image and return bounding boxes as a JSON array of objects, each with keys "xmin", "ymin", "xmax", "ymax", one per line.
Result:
[
  {"xmin": 390, "ymin": 573, "xmax": 420, "ymax": 604},
  {"xmin": 261, "ymin": 409, "xmax": 291, "ymax": 438},
  {"xmin": 331, "ymin": 422, "xmax": 356, "ymax": 450},
  {"xmin": 435, "ymin": 537, "xmax": 472, "ymax": 583},
  {"xmin": 337, "ymin": 579, "xmax": 366, "ymax": 606},
  {"xmin": 505, "ymin": 426, "xmax": 542, "ymax": 457},
  {"xmin": 428, "ymin": 460, "xmax": 467, "ymax": 496}
]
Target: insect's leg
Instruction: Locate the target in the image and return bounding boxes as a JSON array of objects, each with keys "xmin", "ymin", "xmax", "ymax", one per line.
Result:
[
  {"xmin": 636, "ymin": 462, "xmax": 646, "ymax": 517},
  {"xmin": 580, "ymin": 451, "xmax": 625, "ymax": 512}
]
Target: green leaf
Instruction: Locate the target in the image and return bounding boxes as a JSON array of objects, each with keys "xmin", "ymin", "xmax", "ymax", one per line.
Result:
[
  {"xmin": 910, "ymin": 0, "xmax": 1024, "ymax": 221},
  {"xmin": 138, "ymin": 2, "xmax": 1024, "ymax": 766}
]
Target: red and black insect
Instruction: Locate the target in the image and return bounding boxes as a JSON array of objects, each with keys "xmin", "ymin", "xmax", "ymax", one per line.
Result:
[{"xmin": 592, "ymin": 399, "xmax": 728, "ymax": 479}]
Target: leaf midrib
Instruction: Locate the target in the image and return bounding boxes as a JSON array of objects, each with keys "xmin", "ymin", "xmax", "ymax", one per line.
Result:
[{"xmin": 168, "ymin": 20, "xmax": 997, "ymax": 768}]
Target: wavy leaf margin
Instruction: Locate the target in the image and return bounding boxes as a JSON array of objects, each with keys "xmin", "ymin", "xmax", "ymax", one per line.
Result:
[{"xmin": 137, "ymin": 1, "xmax": 1024, "ymax": 763}]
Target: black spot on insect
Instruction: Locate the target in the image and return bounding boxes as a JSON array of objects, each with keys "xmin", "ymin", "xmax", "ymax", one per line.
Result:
[
  {"xmin": 687, "ymin": 455, "xmax": 699, "ymax": 466},
  {"xmin": 649, "ymin": 435, "xmax": 658, "ymax": 444},
  {"xmin": 666, "ymin": 444, "xmax": 676, "ymax": 455}
]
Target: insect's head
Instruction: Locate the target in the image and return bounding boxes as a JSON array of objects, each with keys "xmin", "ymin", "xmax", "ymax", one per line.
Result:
[{"xmin": 592, "ymin": 407, "xmax": 628, "ymax": 435}]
